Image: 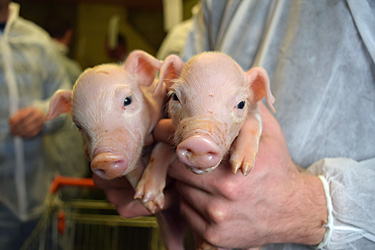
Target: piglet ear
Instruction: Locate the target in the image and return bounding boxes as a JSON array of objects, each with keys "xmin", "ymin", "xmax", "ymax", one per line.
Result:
[
  {"xmin": 245, "ymin": 67, "xmax": 276, "ymax": 113},
  {"xmin": 124, "ymin": 50, "xmax": 162, "ymax": 87},
  {"xmin": 44, "ymin": 90, "xmax": 73, "ymax": 121},
  {"xmin": 154, "ymin": 54, "xmax": 184, "ymax": 96}
]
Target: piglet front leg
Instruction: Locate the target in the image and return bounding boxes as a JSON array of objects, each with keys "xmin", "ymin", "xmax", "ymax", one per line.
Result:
[
  {"xmin": 195, "ymin": 238, "xmax": 219, "ymax": 250},
  {"xmin": 230, "ymin": 108, "xmax": 262, "ymax": 176},
  {"xmin": 134, "ymin": 142, "xmax": 176, "ymax": 213}
]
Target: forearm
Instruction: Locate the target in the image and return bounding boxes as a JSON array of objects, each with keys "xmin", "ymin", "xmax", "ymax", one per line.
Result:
[
  {"xmin": 264, "ymin": 158, "xmax": 375, "ymax": 250},
  {"xmin": 259, "ymin": 172, "xmax": 329, "ymax": 250},
  {"xmin": 254, "ymin": 168, "xmax": 327, "ymax": 247},
  {"xmin": 280, "ymin": 173, "xmax": 327, "ymax": 245}
]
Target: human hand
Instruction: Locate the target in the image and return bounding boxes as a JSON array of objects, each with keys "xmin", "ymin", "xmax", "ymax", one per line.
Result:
[
  {"xmin": 163, "ymin": 102, "xmax": 327, "ymax": 249},
  {"xmin": 94, "ymin": 173, "xmax": 188, "ymax": 250},
  {"xmin": 93, "ymin": 174, "xmax": 151, "ymax": 217},
  {"xmin": 9, "ymin": 107, "xmax": 44, "ymax": 139},
  {"xmin": 93, "ymin": 173, "xmax": 178, "ymax": 218}
]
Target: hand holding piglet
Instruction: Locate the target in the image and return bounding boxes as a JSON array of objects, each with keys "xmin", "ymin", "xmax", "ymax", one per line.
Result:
[
  {"xmin": 155, "ymin": 52, "xmax": 275, "ymax": 176},
  {"xmin": 156, "ymin": 103, "xmax": 328, "ymax": 249},
  {"xmin": 152, "ymin": 52, "xmax": 327, "ymax": 249}
]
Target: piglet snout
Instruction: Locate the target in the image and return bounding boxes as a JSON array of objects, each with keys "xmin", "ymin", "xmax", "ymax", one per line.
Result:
[
  {"xmin": 91, "ymin": 152, "xmax": 128, "ymax": 180},
  {"xmin": 177, "ymin": 135, "xmax": 222, "ymax": 174}
]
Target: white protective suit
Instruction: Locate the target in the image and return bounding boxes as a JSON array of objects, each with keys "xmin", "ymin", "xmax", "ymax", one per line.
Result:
[
  {"xmin": 181, "ymin": 0, "xmax": 375, "ymax": 249},
  {"xmin": 0, "ymin": 3, "xmax": 69, "ymax": 221},
  {"xmin": 44, "ymin": 39, "xmax": 88, "ymax": 182},
  {"xmin": 50, "ymin": 39, "xmax": 82, "ymax": 85}
]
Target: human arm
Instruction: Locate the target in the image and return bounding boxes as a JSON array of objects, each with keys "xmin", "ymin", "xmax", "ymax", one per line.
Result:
[
  {"xmin": 156, "ymin": 101, "xmax": 375, "ymax": 249},
  {"xmin": 8, "ymin": 49, "xmax": 69, "ymax": 139},
  {"xmin": 37, "ymin": 38, "xmax": 72, "ymax": 134}
]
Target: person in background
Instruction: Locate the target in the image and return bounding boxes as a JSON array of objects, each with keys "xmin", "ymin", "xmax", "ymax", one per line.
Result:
[
  {"xmin": 43, "ymin": 13, "xmax": 82, "ymax": 86},
  {"xmin": 95, "ymin": 0, "xmax": 375, "ymax": 249},
  {"xmin": 43, "ymin": 13, "xmax": 89, "ymax": 190},
  {"xmin": 0, "ymin": 1, "xmax": 70, "ymax": 249},
  {"xmin": 156, "ymin": 2, "xmax": 200, "ymax": 60},
  {"xmin": 105, "ymin": 33, "xmax": 128, "ymax": 63}
]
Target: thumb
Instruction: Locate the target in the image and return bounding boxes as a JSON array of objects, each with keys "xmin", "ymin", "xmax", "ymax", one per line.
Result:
[
  {"xmin": 153, "ymin": 119, "xmax": 175, "ymax": 144},
  {"xmin": 258, "ymin": 102, "xmax": 283, "ymax": 138}
]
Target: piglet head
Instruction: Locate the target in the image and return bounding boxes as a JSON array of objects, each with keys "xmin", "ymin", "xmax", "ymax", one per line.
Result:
[
  {"xmin": 157, "ymin": 52, "xmax": 274, "ymax": 174},
  {"xmin": 45, "ymin": 50, "xmax": 162, "ymax": 180}
]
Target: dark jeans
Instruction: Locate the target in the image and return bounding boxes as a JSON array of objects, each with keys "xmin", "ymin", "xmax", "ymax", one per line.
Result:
[{"xmin": 0, "ymin": 202, "xmax": 39, "ymax": 250}]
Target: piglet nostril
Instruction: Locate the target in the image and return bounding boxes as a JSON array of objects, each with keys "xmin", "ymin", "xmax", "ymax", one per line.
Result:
[
  {"xmin": 179, "ymin": 148, "xmax": 192, "ymax": 160},
  {"xmin": 92, "ymin": 169, "xmax": 107, "ymax": 179},
  {"xmin": 177, "ymin": 135, "xmax": 222, "ymax": 169},
  {"xmin": 91, "ymin": 153, "xmax": 128, "ymax": 180}
]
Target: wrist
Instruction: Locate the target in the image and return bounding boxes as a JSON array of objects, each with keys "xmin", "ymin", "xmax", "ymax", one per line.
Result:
[
  {"xmin": 266, "ymin": 170, "xmax": 328, "ymax": 246},
  {"xmin": 284, "ymin": 173, "xmax": 328, "ymax": 245},
  {"xmin": 316, "ymin": 175, "xmax": 332, "ymax": 248}
]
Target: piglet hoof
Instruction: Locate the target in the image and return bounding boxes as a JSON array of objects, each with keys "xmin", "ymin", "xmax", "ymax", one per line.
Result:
[
  {"xmin": 196, "ymin": 240, "xmax": 217, "ymax": 250},
  {"xmin": 142, "ymin": 193, "xmax": 165, "ymax": 213},
  {"xmin": 134, "ymin": 182, "xmax": 165, "ymax": 213},
  {"xmin": 229, "ymin": 152, "xmax": 256, "ymax": 176}
]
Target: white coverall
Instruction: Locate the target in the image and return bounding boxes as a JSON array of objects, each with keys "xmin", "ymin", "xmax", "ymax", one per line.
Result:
[
  {"xmin": 0, "ymin": 3, "xmax": 69, "ymax": 223},
  {"xmin": 43, "ymin": 39, "xmax": 89, "ymax": 183},
  {"xmin": 181, "ymin": 0, "xmax": 375, "ymax": 249}
]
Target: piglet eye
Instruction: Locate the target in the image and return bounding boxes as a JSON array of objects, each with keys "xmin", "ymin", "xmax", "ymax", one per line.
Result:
[
  {"xmin": 73, "ymin": 121, "xmax": 82, "ymax": 131},
  {"xmin": 124, "ymin": 96, "xmax": 132, "ymax": 106},
  {"xmin": 237, "ymin": 101, "xmax": 246, "ymax": 109},
  {"xmin": 172, "ymin": 93, "xmax": 179, "ymax": 102}
]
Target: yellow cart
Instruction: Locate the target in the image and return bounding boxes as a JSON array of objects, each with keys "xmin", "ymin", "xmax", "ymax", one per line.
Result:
[{"xmin": 21, "ymin": 176, "xmax": 164, "ymax": 250}]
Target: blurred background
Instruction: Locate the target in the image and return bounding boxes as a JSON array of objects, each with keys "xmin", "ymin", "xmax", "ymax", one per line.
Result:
[{"xmin": 14, "ymin": 0, "xmax": 198, "ymax": 69}]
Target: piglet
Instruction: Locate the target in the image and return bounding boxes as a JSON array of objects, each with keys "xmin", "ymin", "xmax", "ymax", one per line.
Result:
[
  {"xmin": 44, "ymin": 50, "xmax": 175, "ymax": 210},
  {"xmin": 156, "ymin": 51, "xmax": 275, "ymax": 177},
  {"xmin": 44, "ymin": 50, "xmax": 180, "ymax": 249},
  {"xmin": 154, "ymin": 51, "xmax": 274, "ymax": 250}
]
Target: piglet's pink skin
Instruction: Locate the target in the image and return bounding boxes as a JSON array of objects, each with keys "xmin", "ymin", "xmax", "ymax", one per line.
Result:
[
  {"xmin": 45, "ymin": 50, "xmax": 171, "ymax": 208},
  {"xmin": 157, "ymin": 52, "xmax": 275, "ymax": 176},
  {"xmin": 45, "ymin": 50, "xmax": 184, "ymax": 250}
]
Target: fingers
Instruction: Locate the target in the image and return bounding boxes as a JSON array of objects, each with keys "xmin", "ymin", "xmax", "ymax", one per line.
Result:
[
  {"xmin": 179, "ymin": 197, "xmax": 207, "ymax": 237},
  {"xmin": 258, "ymin": 102, "xmax": 282, "ymax": 136},
  {"xmin": 114, "ymin": 182, "xmax": 179, "ymax": 217},
  {"xmin": 108, "ymin": 188, "xmax": 152, "ymax": 218},
  {"xmin": 93, "ymin": 174, "xmax": 132, "ymax": 189},
  {"xmin": 93, "ymin": 174, "xmax": 179, "ymax": 217},
  {"xmin": 93, "ymin": 174, "xmax": 151, "ymax": 217},
  {"xmin": 153, "ymin": 118, "xmax": 175, "ymax": 144},
  {"xmin": 9, "ymin": 107, "xmax": 44, "ymax": 138},
  {"xmin": 168, "ymin": 157, "xmax": 242, "ymax": 197},
  {"xmin": 168, "ymin": 160, "xmax": 213, "ymax": 193},
  {"xmin": 176, "ymin": 183, "xmax": 211, "ymax": 235}
]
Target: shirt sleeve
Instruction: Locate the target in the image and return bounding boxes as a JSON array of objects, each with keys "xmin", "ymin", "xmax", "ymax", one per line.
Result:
[
  {"xmin": 33, "ymin": 37, "xmax": 71, "ymax": 134},
  {"xmin": 181, "ymin": 0, "xmax": 211, "ymax": 62},
  {"xmin": 181, "ymin": 1, "xmax": 375, "ymax": 249},
  {"xmin": 306, "ymin": 158, "xmax": 375, "ymax": 249}
]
